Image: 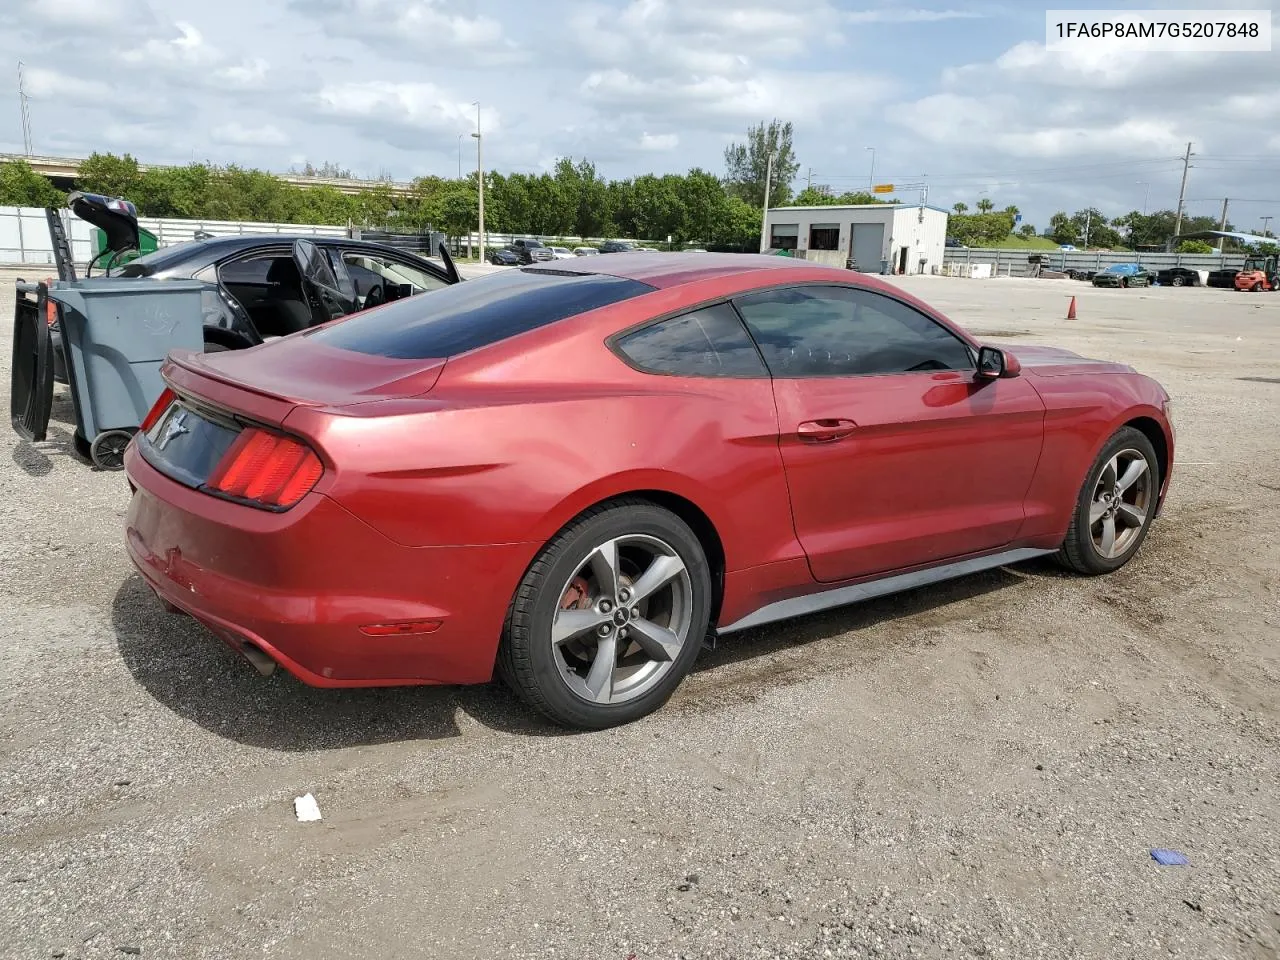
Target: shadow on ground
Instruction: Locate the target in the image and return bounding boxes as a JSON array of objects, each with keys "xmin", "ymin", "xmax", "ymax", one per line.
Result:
[
  {"xmin": 114, "ymin": 559, "xmax": 1044, "ymax": 750},
  {"xmin": 11, "ymin": 399, "xmax": 87, "ymax": 477}
]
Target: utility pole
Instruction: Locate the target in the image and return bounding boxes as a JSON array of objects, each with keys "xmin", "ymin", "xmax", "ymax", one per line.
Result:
[
  {"xmin": 759, "ymin": 150, "xmax": 775, "ymax": 253},
  {"xmin": 18, "ymin": 60, "xmax": 33, "ymax": 156},
  {"xmin": 806, "ymin": 167, "xmax": 812, "ymax": 192},
  {"xmin": 1136, "ymin": 181, "xmax": 1150, "ymax": 215},
  {"xmin": 1172, "ymin": 141, "xmax": 1194, "ymax": 244},
  {"xmin": 471, "ymin": 102, "xmax": 484, "ymax": 260},
  {"xmin": 866, "ymin": 146, "xmax": 876, "ymax": 191},
  {"xmin": 1219, "ymin": 198, "xmax": 1229, "ymax": 233},
  {"xmin": 1084, "ymin": 208, "xmax": 1091, "ymax": 248},
  {"xmin": 1262, "ymin": 215, "xmax": 1274, "ymax": 238},
  {"xmin": 456, "ymin": 133, "xmax": 463, "ymax": 179}
]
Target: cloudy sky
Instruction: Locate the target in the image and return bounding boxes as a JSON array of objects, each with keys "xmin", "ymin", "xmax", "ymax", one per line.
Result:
[{"xmin": 6, "ymin": 0, "xmax": 1279, "ymax": 231}]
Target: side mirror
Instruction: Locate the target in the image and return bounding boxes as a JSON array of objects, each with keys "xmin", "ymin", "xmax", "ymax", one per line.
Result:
[{"xmin": 977, "ymin": 345, "xmax": 1021, "ymax": 380}]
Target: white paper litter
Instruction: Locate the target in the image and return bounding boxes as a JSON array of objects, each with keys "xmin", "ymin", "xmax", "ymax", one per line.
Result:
[{"xmin": 294, "ymin": 793, "xmax": 322, "ymax": 822}]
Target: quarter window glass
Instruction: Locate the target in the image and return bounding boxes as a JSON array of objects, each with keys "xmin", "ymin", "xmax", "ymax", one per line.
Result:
[
  {"xmin": 615, "ymin": 303, "xmax": 766, "ymax": 377},
  {"xmin": 733, "ymin": 285, "xmax": 973, "ymax": 377}
]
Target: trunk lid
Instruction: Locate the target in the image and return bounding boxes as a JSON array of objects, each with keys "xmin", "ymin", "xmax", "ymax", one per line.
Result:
[{"xmin": 165, "ymin": 334, "xmax": 446, "ymax": 422}]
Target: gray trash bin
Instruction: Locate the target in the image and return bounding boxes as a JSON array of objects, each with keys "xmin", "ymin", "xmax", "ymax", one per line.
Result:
[{"xmin": 47, "ymin": 279, "xmax": 206, "ymax": 469}]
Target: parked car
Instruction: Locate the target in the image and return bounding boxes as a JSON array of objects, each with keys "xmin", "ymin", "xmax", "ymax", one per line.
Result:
[
  {"xmin": 599, "ymin": 239, "xmax": 638, "ymax": 253},
  {"xmin": 945, "ymin": 237, "xmax": 966, "ymax": 249},
  {"xmin": 1207, "ymin": 267, "xmax": 1241, "ymax": 288},
  {"xmin": 573, "ymin": 246, "xmax": 600, "ymax": 257},
  {"xmin": 549, "ymin": 246, "xmax": 576, "ymax": 260},
  {"xmin": 1091, "ymin": 263, "xmax": 1150, "ymax": 288},
  {"xmin": 508, "ymin": 238, "xmax": 555, "ymax": 264},
  {"xmin": 489, "ymin": 248, "xmax": 521, "ymax": 266},
  {"xmin": 45, "ymin": 234, "xmax": 459, "ymax": 383},
  {"xmin": 124, "ymin": 252, "xmax": 1174, "ymax": 730},
  {"xmin": 1155, "ymin": 267, "xmax": 1203, "ymax": 287}
]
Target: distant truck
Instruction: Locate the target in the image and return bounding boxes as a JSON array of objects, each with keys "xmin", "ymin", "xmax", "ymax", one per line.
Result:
[{"xmin": 1233, "ymin": 254, "xmax": 1278, "ymax": 292}]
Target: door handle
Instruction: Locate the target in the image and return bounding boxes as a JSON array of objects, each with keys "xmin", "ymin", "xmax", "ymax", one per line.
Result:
[{"xmin": 797, "ymin": 418, "xmax": 857, "ymax": 443}]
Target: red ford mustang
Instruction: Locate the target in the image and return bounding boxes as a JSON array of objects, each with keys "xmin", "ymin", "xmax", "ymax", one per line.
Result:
[{"xmin": 124, "ymin": 253, "xmax": 1174, "ymax": 728}]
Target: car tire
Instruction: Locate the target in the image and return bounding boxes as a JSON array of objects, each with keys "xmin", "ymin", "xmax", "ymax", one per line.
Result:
[
  {"xmin": 1119, "ymin": 277, "xmax": 1128, "ymax": 288},
  {"xmin": 498, "ymin": 498, "xmax": 712, "ymax": 729},
  {"xmin": 1171, "ymin": 276, "xmax": 1184, "ymax": 287},
  {"xmin": 1056, "ymin": 426, "xmax": 1160, "ymax": 576}
]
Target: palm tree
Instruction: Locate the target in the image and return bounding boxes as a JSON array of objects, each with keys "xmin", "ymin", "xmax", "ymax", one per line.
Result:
[
  {"xmin": 953, "ymin": 202, "xmax": 968, "ymax": 214},
  {"xmin": 976, "ymin": 198, "xmax": 994, "ymax": 213}
]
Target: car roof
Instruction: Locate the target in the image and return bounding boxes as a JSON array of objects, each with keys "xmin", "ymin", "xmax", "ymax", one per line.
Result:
[
  {"xmin": 521, "ymin": 251, "xmax": 844, "ymax": 290},
  {"xmin": 517, "ymin": 252, "xmax": 860, "ymax": 289},
  {"xmin": 124, "ymin": 233, "xmax": 446, "ymax": 276}
]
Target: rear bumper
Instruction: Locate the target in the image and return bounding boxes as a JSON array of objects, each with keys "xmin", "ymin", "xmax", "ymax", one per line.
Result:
[{"xmin": 123, "ymin": 444, "xmax": 536, "ymax": 687}]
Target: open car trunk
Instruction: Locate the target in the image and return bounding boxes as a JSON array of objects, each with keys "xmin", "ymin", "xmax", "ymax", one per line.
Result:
[{"xmin": 69, "ymin": 191, "xmax": 141, "ymax": 268}]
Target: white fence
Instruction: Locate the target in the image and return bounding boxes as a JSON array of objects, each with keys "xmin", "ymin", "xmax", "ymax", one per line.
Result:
[{"xmin": 0, "ymin": 205, "xmax": 347, "ymax": 268}]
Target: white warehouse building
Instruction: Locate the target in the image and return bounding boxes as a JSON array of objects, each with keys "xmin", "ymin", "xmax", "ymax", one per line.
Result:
[{"xmin": 763, "ymin": 203, "xmax": 949, "ymax": 275}]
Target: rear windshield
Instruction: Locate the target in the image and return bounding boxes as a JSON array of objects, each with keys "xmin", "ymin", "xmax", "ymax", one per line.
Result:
[
  {"xmin": 309, "ymin": 267, "xmax": 656, "ymax": 359},
  {"xmin": 115, "ymin": 239, "xmax": 211, "ymax": 276}
]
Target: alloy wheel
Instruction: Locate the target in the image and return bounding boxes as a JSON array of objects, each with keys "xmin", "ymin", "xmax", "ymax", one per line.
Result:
[
  {"xmin": 550, "ymin": 534, "xmax": 694, "ymax": 705},
  {"xmin": 1088, "ymin": 448, "xmax": 1153, "ymax": 559}
]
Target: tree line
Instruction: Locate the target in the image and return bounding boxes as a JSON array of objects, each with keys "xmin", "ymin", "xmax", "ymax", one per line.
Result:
[{"xmin": 0, "ymin": 120, "xmax": 806, "ymax": 250}]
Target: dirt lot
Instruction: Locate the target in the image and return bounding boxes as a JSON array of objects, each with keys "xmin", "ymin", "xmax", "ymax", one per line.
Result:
[{"xmin": 1, "ymin": 268, "xmax": 1278, "ymax": 960}]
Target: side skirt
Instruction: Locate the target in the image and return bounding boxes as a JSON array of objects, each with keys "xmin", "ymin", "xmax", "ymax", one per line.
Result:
[{"xmin": 715, "ymin": 547, "xmax": 1054, "ymax": 636}]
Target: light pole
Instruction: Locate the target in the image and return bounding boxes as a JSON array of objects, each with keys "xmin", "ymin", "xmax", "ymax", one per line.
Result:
[
  {"xmin": 866, "ymin": 147, "xmax": 876, "ymax": 191},
  {"xmin": 759, "ymin": 149, "xmax": 775, "ymax": 253},
  {"xmin": 1136, "ymin": 181, "xmax": 1150, "ymax": 215},
  {"xmin": 471, "ymin": 101, "xmax": 484, "ymax": 260},
  {"xmin": 457, "ymin": 133, "xmax": 463, "ymax": 179}
]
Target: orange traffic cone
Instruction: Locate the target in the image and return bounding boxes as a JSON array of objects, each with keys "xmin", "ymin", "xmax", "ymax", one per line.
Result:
[{"xmin": 1066, "ymin": 296, "xmax": 1077, "ymax": 320}]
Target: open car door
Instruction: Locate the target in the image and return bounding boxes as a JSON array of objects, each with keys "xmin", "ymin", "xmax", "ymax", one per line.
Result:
[
  {"xmin": 292, "ymin": 239, "xmax": 356, "ymax": 324},
  {"xmin": 438, "ymin": 241, "xmax": 461, "ymax": 284}
]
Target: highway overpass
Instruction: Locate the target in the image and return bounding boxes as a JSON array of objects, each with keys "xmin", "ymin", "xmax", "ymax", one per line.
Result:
[{"xmin": 2, "ymin": 152, "xmax": 416, "ymax": 197}]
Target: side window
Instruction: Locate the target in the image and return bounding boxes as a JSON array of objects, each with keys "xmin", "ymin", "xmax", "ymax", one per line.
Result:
[
  {"xmin": 733, "ymin": 285, "xmax": 973, "ymax": 377},
  {"xmin": 613, "ymin": 303, "xmax": 766, "ymax": 378},
  {"xmin": 296, "ymin": 239, "xmax": 339, "ymax": 290},
  {"xmin": 342, "ymin": 251, "xmax": 449, "ymax": 303},
  {"xmin": 217, "ymin": 256, "xmax": 274, "ymax": 285}
]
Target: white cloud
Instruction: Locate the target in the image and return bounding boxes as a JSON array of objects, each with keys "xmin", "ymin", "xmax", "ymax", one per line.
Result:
[
  {"xmin": 217, "ymin": 59, "xmax": 270, "ymax": 88},
  {"xmin": 582, "ymin": 68, "xmax": 892, "ymax": 126},
  {"xmin": 20, "ymin": 0, "xmax": 149, "ymax": 29},
  {"xmin": 122, "ymin": 21, "xmax": 220, "ymax": 66},
  {"xmin": 20, "ymin": 67, "xmax": 113, "ymax": 101},
  {"xmin": 639, "ymin": 132, "xmax": 679, "ymax": 151},
  {"xmin": 847, "ymin": 8, "xmax": 984, "ymax": 24},
  {"xmin": 295, "ymin": 0, "xmax": 523, "ymax": 65},
  {"xmin": 312, "ymin": 81, "xmax": 492, "ymax": 139},
  {"xmin": 211, "ymin": 123, "xmax": 288, "ymax": 147}
]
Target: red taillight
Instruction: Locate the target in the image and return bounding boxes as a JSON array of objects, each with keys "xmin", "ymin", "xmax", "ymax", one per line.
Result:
[
  {"xmin": 141, "ymin": 388, "xmax": 176, "ymax": 433},
  {"xmin": 206, "ymin": 427, "xmax": 323, "ymax": 509}
]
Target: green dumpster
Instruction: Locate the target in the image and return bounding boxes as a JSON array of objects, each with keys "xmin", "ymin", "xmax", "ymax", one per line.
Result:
[{"xmin": 91, "ymin": 224, "xmax": 158, "ymax": 268}]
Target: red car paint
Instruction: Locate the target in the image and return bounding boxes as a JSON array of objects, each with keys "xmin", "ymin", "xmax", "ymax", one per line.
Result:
[{"xmin": 123, "ymin": 254, "xmax": 1174, "ymax": 688}]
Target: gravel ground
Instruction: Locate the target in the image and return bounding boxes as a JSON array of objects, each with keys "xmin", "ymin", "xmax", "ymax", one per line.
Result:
[{"xmin": 1, "ymin": 268, "xmax": 1278, "ymax": 960}]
